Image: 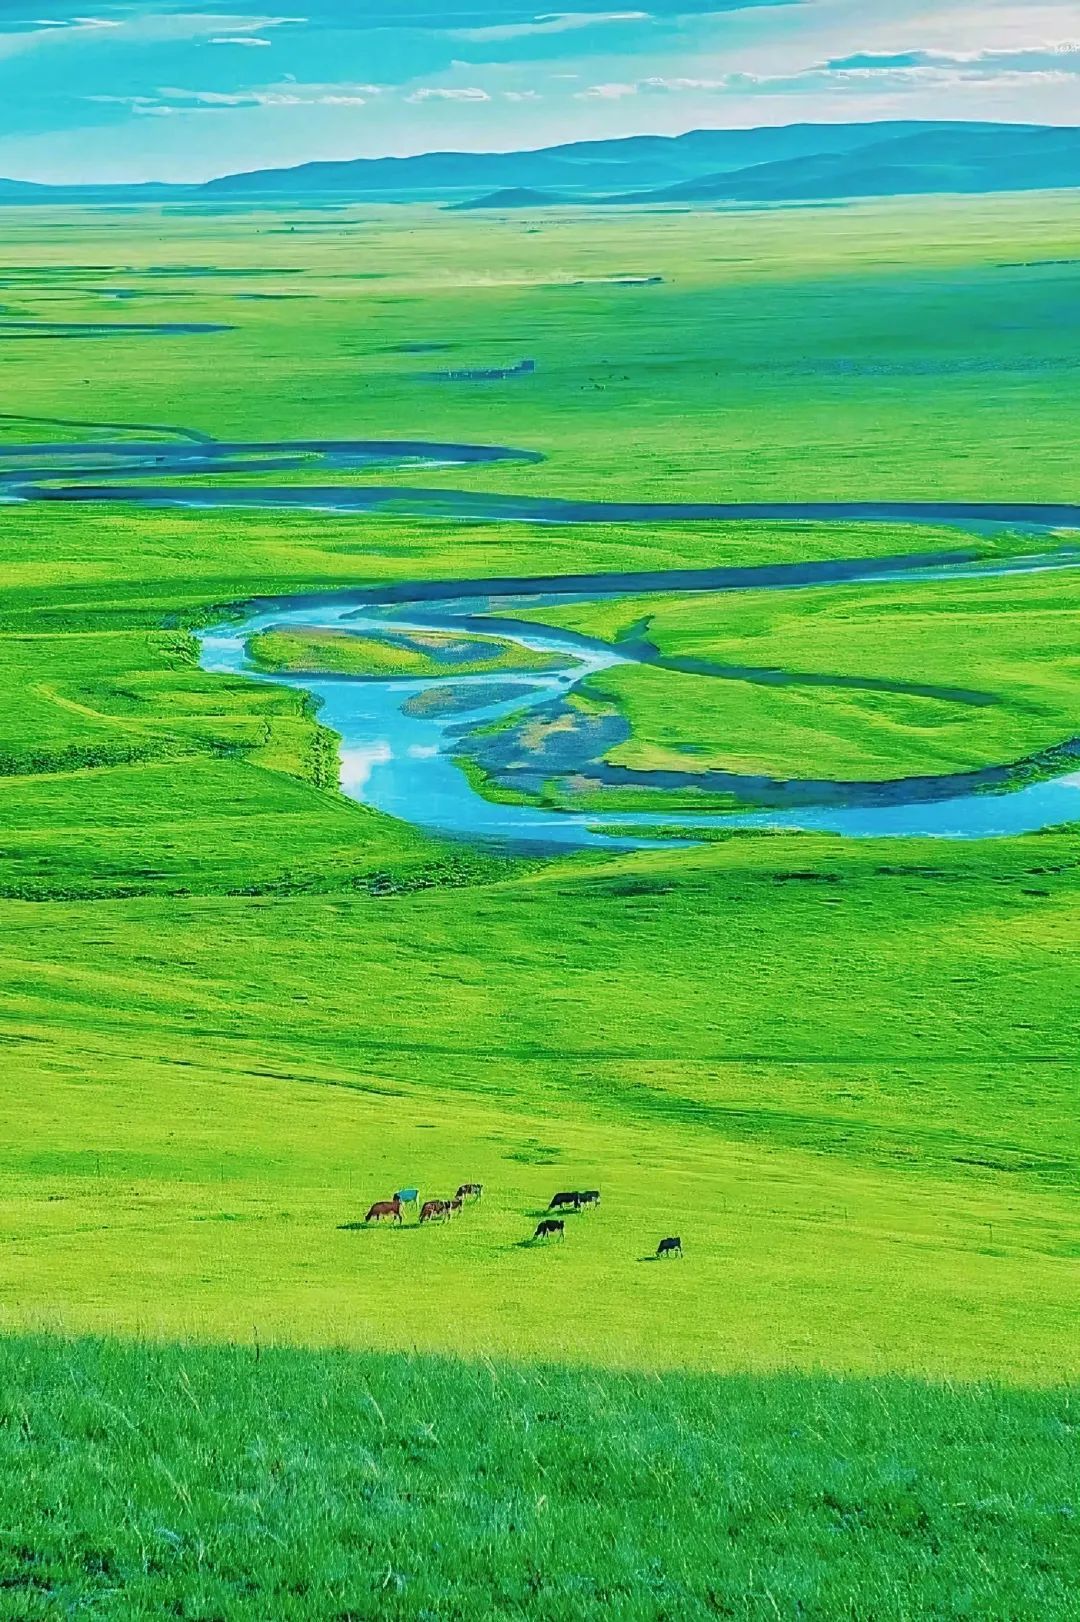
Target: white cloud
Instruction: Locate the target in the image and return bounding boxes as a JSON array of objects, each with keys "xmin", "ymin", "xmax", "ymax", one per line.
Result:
[
  {"xmin": 576, "ymin": 81, "xmax": 639, "ymax": 98},
  {"xmin": 3, "ymin": 10, "xmax": 306, "ymax": 58},
  {"xmin": 641, "ymin": 75, "xmax": 731, "ymax": 91},
  {"xmin": 406, "ymin": 86, "xmax": 491, "ymax": 102},
  {"xmin": 600, "ymin": 35, "xmax": 1080, "ymax": 104},
  {"xmin": 105, "ymin": 80, "xmax": 373, "ymax": 113},
  {"xmin": 209, "ymin": 36, "xmax": 273, "ymax": 47},
  {"xmin": 4, "ymin": 12, "xmax": 121, "ymax": 46},
  {"xmin": 827, "ymin": 42, "xmax": 1080, "ymax": 75},
  {"xmin": 451, "ymin": 11, "xmax": 650, "ymax": 44}
]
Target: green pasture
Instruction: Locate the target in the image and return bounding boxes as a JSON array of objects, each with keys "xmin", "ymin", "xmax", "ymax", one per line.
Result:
[
  {"xmin": 3, "ymin": 1335, "xmax": 1077, "ymax": 1620},
  {"xmin": 0, "ymin": 194, "xmax": 1078, "ymax": 1614},
  {"xmin": 1, "ymin": 190, "xmax": 1079, "ymax": 506},
  {"xmin": 3, "ymin": 828, "xmax": 1080, "ymax": 1378},
  {"xmin": 509, "ymin": 568, "xmax": 1080, "ymax": 783},
  {"xmin": 0, "ymin": 199, "xmax": 1077, "ymax": 1377}
]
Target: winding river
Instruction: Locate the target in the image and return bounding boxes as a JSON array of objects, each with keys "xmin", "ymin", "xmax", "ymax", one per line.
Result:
[
  {"xmin": 0, "ymin": 430, "xmax": 1078, "ymax": 531},
  {"xmin": 4, "ymin": 424, "xmax": 1077, "ymax": 849},
  {"xmin": 200, "ymin": 556, "xmax": 1080, "ymax": 852}
]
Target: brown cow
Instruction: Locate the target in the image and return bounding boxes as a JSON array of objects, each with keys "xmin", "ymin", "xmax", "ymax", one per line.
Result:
[
  {"xmin": 456, "ymin": 1183, "xmax": 483, "ymax": 1201},
  {"xmin": 656, "ymin": 1236, "xmax": 682, "ymax": 1258},
  {"xmin": 448, "ymin": 1197, "xmax": 464, "ymax": 1217},
  {"xmin": 420, "ymin": 1199, "xmax": 450, "ymax": 1224},
  {"xmin": 533, "ymin": 1218, "xmax": 565, "ymax": 1241},
  {"xmin": 548, "ymin": 1191, "xmax": 582, "ymax": 1212},
  {"xmin": 365, "ymin": 1198, "xmax": 403, "ymax": 1225}
]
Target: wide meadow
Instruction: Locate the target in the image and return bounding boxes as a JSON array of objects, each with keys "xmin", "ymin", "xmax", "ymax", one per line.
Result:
[{"xmin": 1, "ymin": 191, "xmax": 1078, "ymax": 1615}]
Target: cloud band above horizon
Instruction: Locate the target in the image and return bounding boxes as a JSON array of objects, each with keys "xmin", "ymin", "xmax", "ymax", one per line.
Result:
[{"xmin": 0, "ymin": 0, "xmax": 1076, "ymax": 183}]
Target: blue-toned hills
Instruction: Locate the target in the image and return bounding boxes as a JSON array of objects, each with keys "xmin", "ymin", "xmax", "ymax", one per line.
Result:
[
  {"xmin": 198, "ymin": 121, "xmax": 1078, "ymax": 207},
  {"xmin": 1, "ymin": 121, "xmax": 1077, "ymax": 207}
]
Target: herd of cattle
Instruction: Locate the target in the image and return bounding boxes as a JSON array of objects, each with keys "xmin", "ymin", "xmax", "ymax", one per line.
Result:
[
  {"xmin": 363, "ymin": 1183, "xmax": 683, "ymax": 1257},
  {"xmin": 363, "ymin": 1182, "xmax": 483, "ymax": 1227}
]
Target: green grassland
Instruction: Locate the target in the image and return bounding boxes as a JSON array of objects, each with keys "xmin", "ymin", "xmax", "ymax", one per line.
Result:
[
  {"xmin": 3, "ymin": 1336, "xmax": 1077, "ymax": 1621},
  {"xmin": 5, "ymin": 827, "xmax": 1080, "ymax": 1378},
  {"xmin": 1, "ymin": 195, "xmax": 1079, "ymax": 1614},
  {"xmin": 2, "ymin": 191, "xmax": 1080, "ymax": 505},
  {"xmin": 247, "ymin": 625, "xmax": 570, "ymax": 679},
  {"xmin": 509, "ymin": 569, "xmax": 1080, "ymax": 783}
]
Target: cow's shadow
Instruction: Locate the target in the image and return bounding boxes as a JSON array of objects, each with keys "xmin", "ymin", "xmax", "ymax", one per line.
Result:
[{"xmin": 338, "ymin": 1221, "xmax": 421, "ymax": 1235}]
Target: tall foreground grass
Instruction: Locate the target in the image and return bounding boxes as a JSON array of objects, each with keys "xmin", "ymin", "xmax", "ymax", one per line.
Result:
[{"xmin": 1, "ymin": 1335, "xmax": 1075, "ymax": 1619}]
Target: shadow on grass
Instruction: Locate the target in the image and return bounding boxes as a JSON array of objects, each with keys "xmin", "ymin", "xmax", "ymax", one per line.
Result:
[{"xmin": 337, "ymin": 1221, "xmax": 424, "ymax": 1234}]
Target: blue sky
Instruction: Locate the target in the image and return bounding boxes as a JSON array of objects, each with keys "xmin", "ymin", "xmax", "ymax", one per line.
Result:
[{"xmin": 2, "ymin": 0, "xmax": 1078, "ymax": 182}]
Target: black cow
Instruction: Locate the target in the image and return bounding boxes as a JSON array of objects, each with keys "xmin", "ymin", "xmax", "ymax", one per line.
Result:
[
  {"xmin": 657, "ymin": 1236, "xmax": 682, "ymax": 1258},
  {"xmin": 534, "ymin": 1218, "xmax": 565, "ymax": 1241}
]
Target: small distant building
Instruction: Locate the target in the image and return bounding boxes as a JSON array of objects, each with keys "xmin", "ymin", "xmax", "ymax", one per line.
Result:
[{"xmin": 437, "ymin": 358, "xmax": 537, "ymax": 382}]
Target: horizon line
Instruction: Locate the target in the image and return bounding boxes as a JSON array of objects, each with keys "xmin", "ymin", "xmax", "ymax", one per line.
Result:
[{"xmin": 3, "ymin": 114, "xmax": 1077, "ymax": 190}]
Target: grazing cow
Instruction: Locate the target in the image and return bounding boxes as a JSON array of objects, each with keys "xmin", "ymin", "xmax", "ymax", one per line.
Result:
[
  {"xmin": 365, "ymin": 1198, "xmax": 403, "ymax": 1225},
  {"xmin": 420, "ymin": 1199, "xmax": 451, "ymax": 1224},
  {"xmin": 455, "ymin": 1183, "xmax": 483, "ymax": 1201},
  {"xmin": 448, "ymin": 1197, "xmax": 464, "ymax": 1217},
  {"xmin": 578, "ymin": 1190, "xmax": 600, "ymax": 1208},
  {"xmin": 656, "ymin": 1236, "xmax": 682, "ymax": 1259},
  {"xmin": 395, "ymin": 1187, "xmax": 420, "ymax": 1208},
  {"xmin": 548, "ymin": 1191, "xmax": 582, "ymax": 1212},
  {"xmin": 533, "ymin": 1218, "xmax": 565, "ymax": 1241}
]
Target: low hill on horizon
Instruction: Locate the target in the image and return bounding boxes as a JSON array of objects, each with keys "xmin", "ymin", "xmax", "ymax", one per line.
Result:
[{"xmin": 449, "ymin": 186, "xmax": 568, "ymax": 211}]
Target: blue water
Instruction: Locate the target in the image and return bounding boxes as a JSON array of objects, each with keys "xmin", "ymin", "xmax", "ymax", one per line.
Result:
[
  {"xmin": 16, "ymin": 421, "xmax": 1074, "ymax": 849},
  {"xmin": 0, "ymin": 431, "xmax": 1076, "ymax": 535},
  {"xmin": 199, "ymin": 571, "xmax": 1080, "ymax": 852}
]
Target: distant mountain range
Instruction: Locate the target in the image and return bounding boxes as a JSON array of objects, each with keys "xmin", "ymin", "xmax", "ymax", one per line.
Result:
[
  {"xmin": 609, "ymin": 125, "xmax": 1080, "ymax": 207},
  {"xmin": 2, "ymin": 122, "xmax": 1079, "ymax": 208},
  {"xmin": 203, "ymin": 121, "xmax": 954, "ymax": 199}
]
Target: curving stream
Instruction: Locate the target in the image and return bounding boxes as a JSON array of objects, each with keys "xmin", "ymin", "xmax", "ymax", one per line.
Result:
[
  {"xmin": 200, "ymin": 554, "xmax": 1080, "ymax": 852},
  {"xmin": 0, "ymin": 430, "xmax": 1078, "ymax": 533},
  {"xmin": 6, "ymin": 421, "xmax": 1076, "ymax": 849}
]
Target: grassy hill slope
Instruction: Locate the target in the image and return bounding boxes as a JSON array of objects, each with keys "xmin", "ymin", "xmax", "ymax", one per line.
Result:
[{"xmin": 3, "ymin": 1336, "xmax": 1077, "ymax": 1620}]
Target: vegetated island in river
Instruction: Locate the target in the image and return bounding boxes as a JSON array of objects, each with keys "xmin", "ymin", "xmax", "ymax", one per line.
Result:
[{"xmin": 247, "ymin": 626, "xmax": 577, "ymax": 681}]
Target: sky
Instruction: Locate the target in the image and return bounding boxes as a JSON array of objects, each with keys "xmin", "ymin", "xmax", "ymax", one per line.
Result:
[{"xmin": 1, "ymin": 0, "xmax": 1078, "ymax": 183}]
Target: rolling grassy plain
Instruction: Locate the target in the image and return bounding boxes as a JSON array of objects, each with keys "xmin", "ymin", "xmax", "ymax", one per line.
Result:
[
  {"xmin": 1, "ymin": 194, "xmax": 1079, "ymax": 1615},
  {"xmin": 2, "ymin": 190, "xmax": 1080, "ymax": 504}
]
